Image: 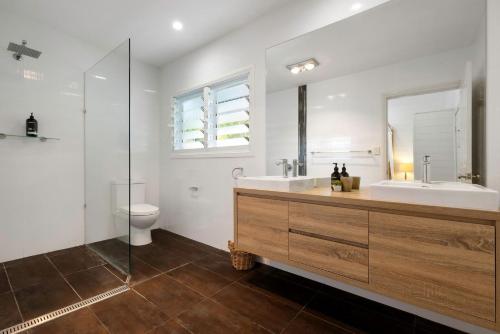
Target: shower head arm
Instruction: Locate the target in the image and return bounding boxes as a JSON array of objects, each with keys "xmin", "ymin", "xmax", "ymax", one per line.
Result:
[{"xmin": 7, "ymin": 40, "xmax": 42, "ymax": 61}]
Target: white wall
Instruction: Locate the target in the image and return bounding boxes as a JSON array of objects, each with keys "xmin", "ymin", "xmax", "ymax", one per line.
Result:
[
  {"xmin": 85, "ymin": 42, "xmax": 130, "ymax": 243},
  {"xmin": 266, "ymin": 47, "xmax": 473, "ymax": 186},
  {"xmin": 307, "ymin": 48, "xmax": 471, "ymax": 185},
  {"xmin": 131, "ymin": 62, "xmax": 160, "ymax": 214},
  {"xmin": 159, "ymin": 1, "xmax": 495, "ymax": 332},
  {"xmin": 413, "ymin": 110, "xmax": 456, "ymax": 181},
  {"xmin": 0, "ymin": 10, "xmax": 160, "ymax": 261},
  {"xmin": 266, "ymin": 87, "xmax": 298, "ymax": 175},
  {"xmin": 388, "ymin": 90, "xmax": 460, "ymax": 181},
  {"xmin": 0, "ymin": 10, "xmax": 99, "ymax": 262},
  {"xmin": 159, "ymin": 0, "xmax": 389, "ymax": 249},
  {"xmin": 486, "ymin": 0, "xmax": 500, "ymax": 206},
  {"xmin": 85, "ymin": 53, "xmax": 160, "ymax": 244}
]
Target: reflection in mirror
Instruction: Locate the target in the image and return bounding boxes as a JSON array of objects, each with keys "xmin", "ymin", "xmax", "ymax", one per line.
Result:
[
  {"xmin": 266, "ymin": 0, "xmax": 486, "ymax": 186},
  {"xmin": 387, "ymin": 87, "xmax": 464, "ymax": 182}
]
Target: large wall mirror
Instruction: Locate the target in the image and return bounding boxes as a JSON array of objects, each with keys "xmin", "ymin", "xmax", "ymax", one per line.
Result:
[{"xmin": 265, "ymin": 0, "xmax": 485, "ymax": 186}]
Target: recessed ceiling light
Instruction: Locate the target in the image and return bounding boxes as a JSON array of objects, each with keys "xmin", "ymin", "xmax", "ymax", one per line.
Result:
[
  {"xmin": 290, "ymin": 66, "xmax": 301, "ymax": 74},
  {"xmin": 93, "ymin": 75, "xmax": 107, "ymax": 80},
  {"xmin": 172, "ymin": 20, "xmax": 183, "ymax": 31},
  {"xmin": 351, "ymin": 2, "xmax": 363, "ymax": 11}
]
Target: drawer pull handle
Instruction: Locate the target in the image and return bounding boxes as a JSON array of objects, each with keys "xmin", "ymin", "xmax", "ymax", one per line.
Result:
[{"xmin": 289, "ymin": 228, "xmax": 368, "ymax": 249}]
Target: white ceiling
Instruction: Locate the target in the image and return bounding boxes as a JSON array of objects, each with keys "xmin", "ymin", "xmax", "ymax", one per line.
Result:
[
  {"xmin": 0, "ymin": 0, "xmax": 292, "ymax": 66},
  {"xmin": 266, "ymin": 0, "xmax": 486, "ymax": 93}
]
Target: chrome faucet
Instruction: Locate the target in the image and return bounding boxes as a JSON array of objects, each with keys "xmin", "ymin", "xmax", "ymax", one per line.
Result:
[
  {"xmin": 292, "ymin": 159, "xmax": 304, "ymax": 177},
  {"xmin": 422, "ymin": 155, "xmax": 431, "ymax": 183},
  {"xmin": 276, "ymin": 159, "xmax": 291, "ymax": 178}
]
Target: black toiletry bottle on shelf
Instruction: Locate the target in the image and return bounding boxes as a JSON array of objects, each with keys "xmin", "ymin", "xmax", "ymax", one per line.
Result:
[
  {"xmin": 331, "ymin": 163, "xmax": 341, "ymax": 190},
  {"xmin": 26, "ymin": 113, "xmax": 38, "ymax": 137},
  {"xmin": 341, "ymin": 163, "xmax": 349, "ymax": 177}
]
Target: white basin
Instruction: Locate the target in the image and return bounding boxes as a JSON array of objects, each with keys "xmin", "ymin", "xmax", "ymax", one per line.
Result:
[
  {"xmin": 370, "ymin": 180, "xmax": 499, "ymax": 211},
  {"xmin": 236, "ymin": 176, "xmax": 329, "ymax": 192}
]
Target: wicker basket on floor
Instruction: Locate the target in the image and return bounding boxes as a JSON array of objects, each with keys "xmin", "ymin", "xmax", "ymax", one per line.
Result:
[{"xmin": 228, "ymin": 240, "xmax": 255, "ymax": 270}]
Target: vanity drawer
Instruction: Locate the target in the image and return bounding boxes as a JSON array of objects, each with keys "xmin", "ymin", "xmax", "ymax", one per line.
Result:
[
  {"xmin": 289, "ymin": 202, "xmax": 368, "ymax": 245},
  {"xmin": 289, "ymin": 232, "xmax": 368, "ymax": 282}
]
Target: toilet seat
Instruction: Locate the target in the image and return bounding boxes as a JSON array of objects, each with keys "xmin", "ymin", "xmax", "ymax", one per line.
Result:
[{"xmin": 119, "ymin": 203, "xmax": 159, "ymax": 216}]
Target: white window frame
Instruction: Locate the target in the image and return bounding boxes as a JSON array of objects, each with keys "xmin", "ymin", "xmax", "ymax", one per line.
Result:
[{"xmin": 170, "ymin": 67, "xmax": 254, "ymax": 158}]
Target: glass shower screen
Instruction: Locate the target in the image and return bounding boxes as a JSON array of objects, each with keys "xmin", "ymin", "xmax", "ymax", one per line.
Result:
[{"xmin": 84, "ymin": 39, "xmax": 130, "ymax": 275}]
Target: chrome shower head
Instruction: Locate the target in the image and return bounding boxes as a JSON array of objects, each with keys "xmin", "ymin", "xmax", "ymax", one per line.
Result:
[{"xmin": 7, "ymin": 40, "xmax": 42, "ymax": 61}]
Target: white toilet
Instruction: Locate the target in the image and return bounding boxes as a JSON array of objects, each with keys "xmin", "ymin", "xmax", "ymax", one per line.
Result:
[{"xmin": 112, "ymin": 180, "xmax": 160, "ymax": 246}]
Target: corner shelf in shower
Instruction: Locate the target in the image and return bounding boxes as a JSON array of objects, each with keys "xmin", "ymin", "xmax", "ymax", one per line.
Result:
[{"xmin": 0, "ymin": 133, "xmax": 60, "ymax": 142}]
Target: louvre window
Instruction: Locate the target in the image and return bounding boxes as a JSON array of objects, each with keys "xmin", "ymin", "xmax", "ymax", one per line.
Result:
[
  {"xmin": 172, "ymin": 90, "xmax": 205, "ymax": 150},
  {"xmin": 172, "ymin": 72, "xmax": 250, "ymax": 153}
]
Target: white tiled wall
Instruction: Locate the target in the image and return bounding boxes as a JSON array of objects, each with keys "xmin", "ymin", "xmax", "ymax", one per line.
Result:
[
  {"xmin": 84, "ymin": 48, "xmax": 161, "ymax": 244},
  {"xmin": 388, "ymin": 90, "xmax": 460, "ymax": 181},
  {"xmin": 0, "ymin": 10, "xmax": 100, "ymax": 262},
  {"xmin": 159, "ymin": 0, "xmax": 390, "ymax": 250},
  {"xmin": 266, "ymin": 46, "xmax": 475, "ymax": 186},
  {"xmin": 266, "ymin": 87, "xmax": 298, "ymax": 175},
  {"xmin": 413, "ymin": 110, "xmax": 456, "ymax": 181},
  {"xmin": 0, "ymin": 10, "xmax": 160, "ymax": 262}
]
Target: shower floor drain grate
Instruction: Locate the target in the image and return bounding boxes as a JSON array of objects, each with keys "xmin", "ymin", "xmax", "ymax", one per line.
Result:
[{"xmin": 0, "ymin": 284, "xmax": 129, "ymax": 334}]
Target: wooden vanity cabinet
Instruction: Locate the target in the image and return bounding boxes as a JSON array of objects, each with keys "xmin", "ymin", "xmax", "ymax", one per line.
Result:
[
  {"xmin": 236, "ymin": 195, "xmax": 289, "ymax": 261},
  {"xmin": 369, "ymin": 212, "xmax": 495, "ymax": 322},
  {"xmin": 234, "ymin": 189, "xmax": 499, "ymax": 330}
]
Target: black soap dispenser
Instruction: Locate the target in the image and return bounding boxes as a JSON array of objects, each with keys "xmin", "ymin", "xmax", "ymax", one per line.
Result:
[
  {"xmin": 341, "ymin": 163, "xmax": 349, "ymax": 177},
  {"xmin": 26, "ymin": 113, "xmax": 38, "ymax": 137},
  {"xmin": 331, "ymin": 163, "xmax": 341, "ymax": 191}
]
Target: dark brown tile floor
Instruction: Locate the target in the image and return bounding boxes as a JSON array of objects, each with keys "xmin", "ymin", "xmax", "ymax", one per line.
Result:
[
  {"xmin": 0, "ymin": 229, "xmax": 467, "ymax": 334},
  {"xmin": 0, "ymin": 242, "xmax": 124, "ymax": 330}
]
